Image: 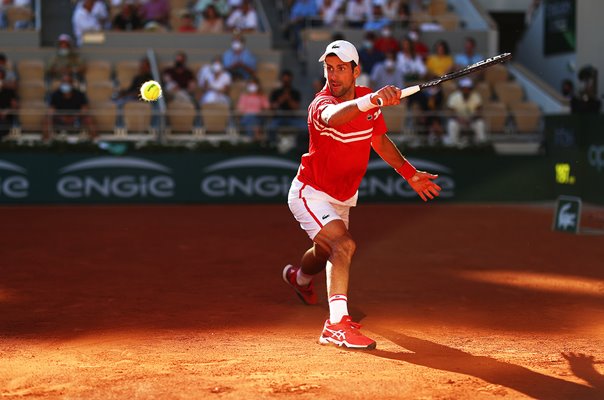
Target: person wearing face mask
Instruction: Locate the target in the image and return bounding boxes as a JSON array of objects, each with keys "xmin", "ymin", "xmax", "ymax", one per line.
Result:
[
  {"xmin": 345, "ymin": 0, "xmax": 371, "ymax": 29},
  {"xmin": 370, "ymin": 51, "xmax": 404, "ymax": 91},
  {"xmin": 236, "ymin": 77, "xmax": 269, "ymax": 142},
  {"xmin": 162, "ymin": 51, "xmax": 196, "ymax": 103},
  {"xmin": 358, "ymin": 31, "xmax": 385, "ymax": 84},
  {"xmin": 198, "ymin": 57, "xmax": 232, "ymax": 105},
  {"xmin": 266, "ymin": 69, "xmax": 307, "ymax": 147},
  {"xmin": 0, "ymin": 68, "xmax": 17, "ymax": 139},
  {"xmin": 44, "ymin": 74, "xmax": 96, "ymax": 142},
  {"xmin": 117, "ymin": 58, "xmax": 153, "ymax": 104},
  {"xmin": 374, "ymin": 25, "xmax": 399, "ymax": 54},
  {"xmin": 221, "ymin": 35, "xmax": 257, "ymax": 80},
  {"xmin": 46, "ymin": 34, "xmax": 86, "ymax": 84},
  {"xmin": 362, "ymin": 4, "xmax": 391, "ymax": 32}
]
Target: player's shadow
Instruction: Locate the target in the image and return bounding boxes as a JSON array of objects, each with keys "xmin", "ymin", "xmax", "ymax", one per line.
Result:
[{"xmin": 369, "ymin": 328, "xmax": 604, "ymax": 400}]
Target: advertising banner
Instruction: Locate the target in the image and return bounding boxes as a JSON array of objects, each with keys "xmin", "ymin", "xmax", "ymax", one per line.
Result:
[{"xmin": 0, "ymin": 152, "xmax": 553, "ymax": 204}]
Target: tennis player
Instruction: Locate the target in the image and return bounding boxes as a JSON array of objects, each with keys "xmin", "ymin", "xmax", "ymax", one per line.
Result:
[{"xmin": 283, "ymin": 40, "xmax": 441, "ymax": 350}]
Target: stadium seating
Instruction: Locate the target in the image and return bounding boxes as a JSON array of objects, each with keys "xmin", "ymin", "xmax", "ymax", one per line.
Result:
[
  {"xmin": 115, "ymin": 60, "xmax": 139, "ymax": 90},
  {"xmin": 17, "ymin": 100, "xmax": 46, "ymax": 138},
  {"xmin": 166, "ymin": 99, "xmax": 199, "ymax": 137},
  {"xmin": 91, "ymin": 101, "xmax": 119, "ymax": 136},
  {"xmin": 494, "ymin": 81, "xmax": 524, "ymax": 107},
  {"xmin": 17, "ymin": 59, "xmax": 44, "ymax": 81},
  {"xmin": 123, "ymin": 101, "xmax": 153, "ymax": 137},
  {"xmin": 200, "ymin": 102, "xmax": 233, "ymax": 139},
  {"xmin": 18, "ymin": 80, "xmax": 46, "ymax": 102},
  {"xmin": 85, "ymin": 60, "xmax": 112, "ymax": 82},
  {"xmin": 86, "ymin": 81, "xmax": 115, "ymax": 105},
  {"xmin": 482, "ymin": 101, "xmax": 508, "ymax": 133},
  {"xmin": 510, "ymin": 101, "xmax": 542, "ymax": 133}
]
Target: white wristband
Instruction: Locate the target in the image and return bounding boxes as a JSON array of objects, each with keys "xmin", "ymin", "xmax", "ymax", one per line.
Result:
[{"xmin": 356, "ymin": 93, "xmax": 378, "ymax": 112}]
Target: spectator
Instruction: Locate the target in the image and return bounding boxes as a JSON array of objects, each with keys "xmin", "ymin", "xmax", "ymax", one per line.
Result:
[
  {"xmin": 266, "ymin": 70, "xmax": 306, "ymax": 146},
  {"xmin": 225, "ymin": 0, "xmax": 258, "ymax": 32},
  {"xmin": 370, "ymin": 51, "xmax": 404, "ymax": 91},
  {"xmin": 72, "ymin": 0, "xmax": 104, "ymax": 46},
  {"xmin": 561, "ymin": 79, "xmax": 574, "ymax": 101},
  {"xmin": 112, "ymin": 2, "xmax": 143, "ymax": 31},
  {"xmin": 139, "ymin": 0, "xmax": 170, "ymax": 28},
  {"xmin": 222, "ymin": 35, "xmax": 257, "ymax": 80},
  {"xmin": 0, "ymin": 53, "xmax": 17, "ymax": 90},
  {"xmin": 358, "ymin": 31, "xmax": 385, "ymax": 84},
  {"xmin": 0, "ymin": 68, "xmax": 17, "ymax": 139},
  {"xmin": 381, "ymin": 0, "xmax": 401, "ymax": 19},
  {"xmin": 445, "ymin": 77, "xmax": 486, "ymax": 147},
  {"xmin": 287, "ymin": 0, "xmax": 318, "ymax": 53},
  {"xmin": 193, "ymin": 0, "xmax": 230, "ymax": 19},
  {"xmin": 396, "ymin": 36, "xmax": 426, "ymax": 82},
  {"xmin": 116, "ymin": 58, "xmax": 153, "ymax": 104},
  {"xmin": 46, "ymin": 34, "xmax": 86, "ymax": 83},
  {"xmin": 374, "ymin": 26, "xmax": 399, "ymax": 54},
  {"xmin": 319, "ymin": 0, "xmax": 344, "ymax": 27},
  {"xmin": 236, "ymin": 77, "xmax": 269, "ymax": 142},
  {"xmin": 198, "ymin": 4, "xmax": 224, "ymax": 33},
  {"xmin": 177, "ymin": 11, "xmax": 197, "ymax": 32},
  {"xmin": 416, "ymin": 86, "xmax": 444, "ymax": 144},
  {"xmin": 44, "ymin": 73, "xmax": 96, "ymax": 141},
  {"xmin": 390, "ymin": 0, "xmax": 411, "ymax": 28},
  {"xmin": 425, "ymin": 39, "xmax": 453, "ymax": 78},
  {"xmin": 198, "ymin": 57, "xmax": 232, "ymax": 105},
  {"xmin": 0, "ymin": 0, "xmax": 32, "ymax": 30},
  {"xmin": 407, "ymin": 26, "xmax": 429, "ymax": 59},
  {"xmin": 454, "ymin": 37, "xmax": 483, "ymax": 68},
  {"xmin": 345, "ymin": 0, "xmax": 371, "ymax": 28},
  {"xmin": 162, "ymin": 51, "xmax": 196, "ymax": 103},
  {"xmin": 363, "ymin": 3, "xmax": 390, "ymax": 32}
]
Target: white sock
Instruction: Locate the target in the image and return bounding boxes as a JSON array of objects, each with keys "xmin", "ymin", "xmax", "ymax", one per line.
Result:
[
  {"xmin": 328, "ymin": 294, "xmax": 349, "ymax": 323},
  {"xmin": 295, "ymin": 269, "xmax": 313, "ymax": 286}
]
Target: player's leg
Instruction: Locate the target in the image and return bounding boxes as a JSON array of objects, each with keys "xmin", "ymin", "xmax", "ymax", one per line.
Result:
[
  {"xmin": 313, "ymin": 221, "xmax": 376, "ymax": 349},
  {"xmin": 300, "ymin": 243, "xmax": 329, "ymax": 275}
]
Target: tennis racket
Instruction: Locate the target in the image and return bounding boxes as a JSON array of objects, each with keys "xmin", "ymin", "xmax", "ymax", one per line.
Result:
[{"xmin": 376, "ymin": 52, "xmax": 512, "ymax": 105}]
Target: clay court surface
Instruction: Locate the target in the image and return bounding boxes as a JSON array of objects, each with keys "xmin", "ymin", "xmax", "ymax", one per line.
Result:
[{"xmin": 1, "ymin": 203, "xmax": 603, "ymax": 399}]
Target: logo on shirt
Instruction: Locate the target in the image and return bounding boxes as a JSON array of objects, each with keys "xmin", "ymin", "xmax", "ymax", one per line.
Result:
[{"xmin": 322, "ymin": 214, "xmax": 330, "ymax": 220}]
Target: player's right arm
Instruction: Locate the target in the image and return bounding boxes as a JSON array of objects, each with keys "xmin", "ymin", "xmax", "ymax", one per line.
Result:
[{"xmin": 321, "ymin": 85, "xmax": 402, "ymax": 127}]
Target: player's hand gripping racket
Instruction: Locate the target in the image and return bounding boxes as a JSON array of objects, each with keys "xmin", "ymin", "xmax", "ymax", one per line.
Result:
[{"xmin": 376, "ymin": 52, "xmax": 512, "ymax": 106}]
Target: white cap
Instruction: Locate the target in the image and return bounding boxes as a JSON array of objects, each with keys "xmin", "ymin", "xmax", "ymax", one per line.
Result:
[
  {"xmin": 58, "ymin": 33, "xmax": 72, "ymax": 43},
  {"xmin": 318, "ymin": 40, "xmax": 359, "ymax": 65},
  {"xmin": 459, "ymin": 77, "xmax": 473, "ymax": 88}
]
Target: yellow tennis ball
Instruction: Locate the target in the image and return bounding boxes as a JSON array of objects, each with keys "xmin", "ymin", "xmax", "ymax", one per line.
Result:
[{"xmin": 140, "ymin": 80, "xmax": 162, "ymax": 101}]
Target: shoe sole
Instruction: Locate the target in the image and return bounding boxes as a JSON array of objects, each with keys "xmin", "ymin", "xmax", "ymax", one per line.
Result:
[
  {"xmin": 282, "ymin": 265, "xmax": 316, "ymax": 305},
  {"xmin": 319, "ymin": 335, "xmax": 377, "ymax": 350}
]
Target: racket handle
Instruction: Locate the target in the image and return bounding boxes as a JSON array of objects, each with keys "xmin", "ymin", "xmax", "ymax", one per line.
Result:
[{"xmin": 375, "ymin": 85, "xmax": 421, "ymax": 106}]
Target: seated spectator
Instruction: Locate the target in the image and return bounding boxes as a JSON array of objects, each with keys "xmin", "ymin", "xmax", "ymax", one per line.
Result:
[
  {"xmin": 345, "ymin": 0, "xmax": 371, "ymax": 29},
  {"xmin": 445, "ymin": 78, "xmax": 486, "ymax": 146},
  {"xmin": 193, "ymin": 0, "xmax": 230, "ymax": 19},
  {"xmin": 116, "ymin": 58, "xmax": 153, "ymax": 104},
  {"xmin": 0, "ymin": 53, "xmax": 17, "ymax": 90},
  {"xmin": 198, "ymin": 4, "xmax": 224, "ymax": 33},
  {"xmin": 162, "ymin": 51, "xmax": 196, "ymax": 103},
  {"xmin": 425, "ymin": 39, "xmax": 453, "ymax": 78},
  {"xmin": 44, "ymin": 74, "xmax": 96, "ymax": 141},
  {"xmin": 198, "ymin": 57, "xmax": 231, "ymax": 105},
  {"xmin": 561, "ymin": 79, "xmax": 574, "ymax": 101},
  {"xmin": 236, "ymin": 77, "xmax": 269, "ymax": 142},
  {"xmin": 287, "ymin": 0, "xmax": 318, "ymax": 53},
  {"xmin": 46, "ymin": 34, "xmax": 86, "ymax": 84},
  {"xmin": 226, "ymin": 0, "xmax": 258, "ymax": 32},
  {"xmin": 72, "ymin": 0, "xmax": 104, "ymax": 46},
  {"xmin": 139, "ymin": 0, "xmax": 170, "ymax": 29},
  {"xmin": 0, "ymin": 0, "xmax": 32, "ymax": 30},
  {"xmin": 381, "ymin": 0, "xmax": 403, "ymax": 19},
  {"xmin": 396, "ymin": 36, "xmax": 426, "ymax": 82},
  {"xmin": 415, "ymin": 86, "xmax": 444, "ymax": 144},
  {"xmin": 358, "ymin": 31, "xmax": 385, "ymax": 85},
  {"xmin": 266, "ymin": 70, "xmax": 306, "ymax": 146},
  {"xmin": 177, "ymin": 11, "xmax": 197, "ymax": 32},
  {"xmin": 0, "ymin": 69, "xmax": 17, "ymax": 139},
  {"xmin": 407, "ymin": 26, "xmax": 429, "ymax": 59},
  {"xmin": 370, "ymin": 51, "xmax": 404, "ymax": 91},
  {"xmin": 363, "ymin": 3, "xmax": 390, "ymax": 32},
  {"xmin": 222, "ymin": 35, "xmax": 256, "ymax": 80},
  {"xmin": 454, "ymin": 37, "xmax": 483, "ymax": 68},
  {"xmin": 112, "ymin": 2, "xmax": 143, "ymax": 31},
  {"xmin": 319, "ymin": 0, "xmax": 344, "ymax": 28},
  {"xmin": 374, "ymin": 26, "xmax": 399, "ymax": 54}
]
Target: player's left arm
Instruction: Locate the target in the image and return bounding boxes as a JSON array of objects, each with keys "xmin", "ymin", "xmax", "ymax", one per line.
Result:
[{"xmin": 371, "ymin": 134, "xmax": 441, "ymax": 202}]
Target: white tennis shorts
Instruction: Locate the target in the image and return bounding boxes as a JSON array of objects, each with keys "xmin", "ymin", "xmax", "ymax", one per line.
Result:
[{"xmin": 287, "ymin": 178, "xmax": 355, "ymax": 240}]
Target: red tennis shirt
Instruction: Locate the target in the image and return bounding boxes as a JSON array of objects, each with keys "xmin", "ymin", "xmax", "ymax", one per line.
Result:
[{"xmin": 296, "ymin": 85, "xmax": 388, "ymax": 203}]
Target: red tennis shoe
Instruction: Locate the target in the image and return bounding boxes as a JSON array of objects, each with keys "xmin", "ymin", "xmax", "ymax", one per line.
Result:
[
  {"xmin": 282, "ymin": 264, "xmax": 317, "ymax": 305},
  {"xmin": 319, "ymin": 316, "xmax": 377, "ymax": 350}
]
